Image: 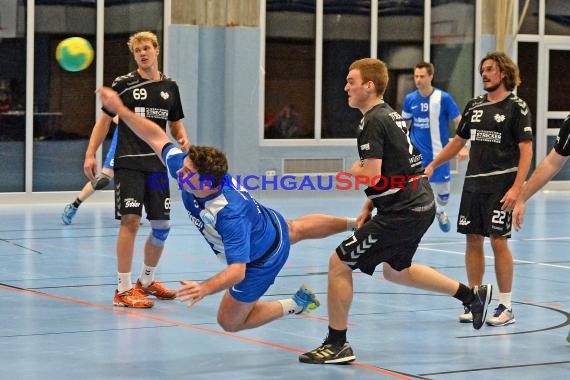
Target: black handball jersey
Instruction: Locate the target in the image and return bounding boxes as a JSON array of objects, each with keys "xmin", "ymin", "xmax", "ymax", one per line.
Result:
[
  {"xmin": 357, "ymin": 103, "xmax": 433, "ymax": 213},
  {"xmin": 104, "ymin": 71, "xmax": 185, "ymax": 172},
  {"xmin": 554, "ymin": 115, "xmax": 570, "ymax": 157},
  {"xmin": 456, "ymin": 93, "xmax": 533, "ymax": 193}
]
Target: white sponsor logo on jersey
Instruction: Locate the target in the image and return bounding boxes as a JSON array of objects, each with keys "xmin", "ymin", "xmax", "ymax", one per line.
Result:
[
  {"xmin": 494, "ymin": 114, "xmax": 506, "ymax": 123},
  {"xmin": 124, "ymin": 198, "xmax": 141, "ymax": 208},
  {"xmin": 360, "ymin": 143, "xmax": 370, "ymax": 151},
  {"xmin": 146, "ymin": 107, "xmax": 169, "ymax": 120},
  {"xmin": 472, "ymin": 129, "xmax": 502, "ymax": 144},
  {"xmin": 160, "ymin": 91, "xmax": 169, "ymax": 100},
  {"xmin": 459, "ymin": 215, "xmax": 471, "ymax": 226}
]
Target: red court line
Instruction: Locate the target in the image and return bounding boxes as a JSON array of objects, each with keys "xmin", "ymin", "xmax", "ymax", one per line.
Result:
[{"xmin": 1, "ymin": 284, "xmax": 414, "ymax": 379}]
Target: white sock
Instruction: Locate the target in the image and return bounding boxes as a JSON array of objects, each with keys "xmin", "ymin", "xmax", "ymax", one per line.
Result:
[
  {"xmin": 498, "ymin": 292, "xmax": 512, "ymax": 309},
  {"xmin": 346, "ymin": 217, "xmax": 357, "ymax": 231},
  {"xmin": 118, "ymin": 272, "xmax": 132, "ymax": 293},
  {"xmin": 139, "ymin": 264, "xmax": 156, "ymax": 288},
  {"xmin": 278, "ymin": 298, "xmax": 303, "ymax": 316}
]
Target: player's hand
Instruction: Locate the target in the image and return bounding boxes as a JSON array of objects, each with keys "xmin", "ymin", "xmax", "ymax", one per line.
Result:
[
  {"xmin": 356, "ymin": 209, "xmax": 372, "ymax": 228},
  {"xmin": 457, "ymin": 147, "xmax": 469, "ymax": 161},
  {"xmin": 500, "ymin": 186, "xmax": 521, "ymax": 211},
  {"xmin": 177, "ymin": 280, "xmax": 205, "ymax": 307},
  {"xmin": 83, "ymin": 156, "xmax": 98, "ymax": 181},
  {"xmin": 424, "ymin": 164, "xmax": 434, "ymax": 179},
  {"xmin": 512, "ymin": 201, "xmax": 526, "ymax": 231},
  {"xmin": 96, "ymin": 87, "xmax": 124, "ymax": 114},
  {"xmin": 178, "ymin": 137, "xmax": 190, "ymax": 152}
]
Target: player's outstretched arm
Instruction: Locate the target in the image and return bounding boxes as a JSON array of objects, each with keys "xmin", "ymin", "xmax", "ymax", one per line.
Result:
[
  {"xmin": 96, "ymin": 87, "xmax": 171, "ymax": 161},
  {"xmin": 513, "ymin": 149, "xmax": 568, "ymax": 231},
  {"xmin": 177, "ymin": 263, "xmax": 246, "ymax": 307},
  {"xmin": 84, "ymin": 113, "xmax": 113, "ymax": 180},
  {"xmin": 426, "ymin": 135, "xmax": 467, "ymax": 176}
]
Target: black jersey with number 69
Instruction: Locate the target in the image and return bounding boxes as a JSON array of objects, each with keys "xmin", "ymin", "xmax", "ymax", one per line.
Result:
[
  {"xmin": 357, "ymin": 103, "xmax": 433, "ymax": 213},
  {"xmin": 104, "ymin": 71, "xmax": 185, "ymax": 172}
]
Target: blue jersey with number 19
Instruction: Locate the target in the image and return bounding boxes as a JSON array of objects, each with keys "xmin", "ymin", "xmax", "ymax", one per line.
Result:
[{"xmin": 402, "ymin": 88, "xmax": 461, "ymax": 183}]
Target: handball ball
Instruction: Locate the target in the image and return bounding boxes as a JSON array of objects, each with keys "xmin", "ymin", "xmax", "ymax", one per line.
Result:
[{"xmin": 55, "ymin": 37, "xmax": 94, "ymax": 72}]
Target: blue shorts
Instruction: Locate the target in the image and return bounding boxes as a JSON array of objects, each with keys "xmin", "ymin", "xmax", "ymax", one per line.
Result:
[
  {"xmin": 228, "ymin": 209, "xmax": 290, "ymax": 303},
  {"xmin": 103, "ymin": 126, "xmax": 118, "ymax": 169},
  {"xmin": 428, "ymin": 161, "xmax": 451, "ymax": 183}
]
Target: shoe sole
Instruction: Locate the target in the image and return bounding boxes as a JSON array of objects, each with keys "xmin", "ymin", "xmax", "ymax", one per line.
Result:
[
  {"xmin": 113, "ymin": 301, "xmax": 154, "ymax": 308},
  {"xmin": 298, "ymin": 355, "xmax": 356, "ymax": 364},
  {"xmin": 141, "ymin": 293, "xmax": 176, "ymax": 300},
  {"xmin": 481, "ymin": 285, "xmax": 492, "ymax": 323},
  {"xmin": 486, "ymin": 318, "xmax": 516, "ymax": 327}
]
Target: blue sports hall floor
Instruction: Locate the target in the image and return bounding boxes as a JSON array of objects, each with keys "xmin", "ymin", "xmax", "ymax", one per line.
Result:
[{"xmin": 0, "ymin": 192, "xmax": 569, "ymax": 379}]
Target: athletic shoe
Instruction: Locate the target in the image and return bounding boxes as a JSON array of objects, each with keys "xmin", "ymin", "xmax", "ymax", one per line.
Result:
[
  {"xmin": 113, "ymin": 288, "xmax": 154, "ymax": 308},
  {"xmin": 292, "ymin": 284, "xmax": 320, "ymax": 314},
  {"xmin": 458, "ymin": 306, "xmax": 473, "ymax": 323},
  {"xmin": 135, "ymin": 280, "xmax": 177, "ymax": 300},
  {"xmin": 436, "ymin": 211, "xmax": 451, "ymax": 232},
  {"xmin": 299, "ymin": 341, "xmax": 356, "ymax": 364},
  {"xmin": 470, "ymin": 284, "xmax": 492, "ymax": 330},
  {"xmin": 61, "ymin": 204, "xmax": 78, "ymax": 225},
  {"xmin": 486, "ymin": 304, "xmax": 516, "ymax": 326}
]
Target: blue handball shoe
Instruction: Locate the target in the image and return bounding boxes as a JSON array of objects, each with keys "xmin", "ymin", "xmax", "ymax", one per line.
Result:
[
  {"xmin": 436, "ymin": 211, "xmax": 451, "ymax": 232},
  {"xmin": 292, "ymin": 284, "xmax": 320, "ymax": 314},
  {"xmin": 62, "ymin": 204, "xmax": 78, "ymax": 225}
]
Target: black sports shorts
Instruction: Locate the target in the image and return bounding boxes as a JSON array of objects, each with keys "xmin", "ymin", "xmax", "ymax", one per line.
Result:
[
  {"xmin": 336, "ymin": 205, "xmax": 435, "ymax": 275},
  {"xmin": 114, "ymin": 168, "xmax": 170, "ymax": 220}
]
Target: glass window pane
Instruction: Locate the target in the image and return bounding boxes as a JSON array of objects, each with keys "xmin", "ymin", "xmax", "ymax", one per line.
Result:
[
  {"xmin": 548, "ymin": 49, "xmax": 570, "ymax": 111},
  {"xmin": 431, "ymin": 0, "xmax": 474, "ymax": 119},
  {"xmin": 547, "ymin": 118, "xmax": 566, "ymax": 129},
  {"xmin": 104, "ymin": 0, "xmax": 164, "ymax": 179},
  {"xmin": 545, "ymin": 0, "xmax": 570, "ymax": 36},
  {"xmin": 33, "ymin": 1, "xmax": 96, "ymax": 191},
  {"xmin": 321, "ymin": 1, "xmax": 371, "ymax": 139},
  {"xmin": 378, "ymin": 1, "xmax": 423, "ymax": 114},
  {"xmin": 519, "ymin": 0, "xmax": 538, "ymax": 34},
  {"xmin": 548, "ymin": 135, "xmax": 570, "ymax": 180},
  {"xmin": 265, "ymin": 2, "xmax": 315, "ymax": 139},
  {"xmin": 0, "ymin": 1, "xmax": 26, "ymax": 192},
  {"xmin": 517, "ymin": 42, "xmax": 538, "ymax": 130}
]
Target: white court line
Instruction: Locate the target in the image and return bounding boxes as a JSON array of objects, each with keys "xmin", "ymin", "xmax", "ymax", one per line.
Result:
[
  {"xmin": 421, "ymin": 236, "xmax": 570, "ymax": 246},
  {"xmin": 418, "ymin": 246, "xmax": 570, "ymax": 270}
]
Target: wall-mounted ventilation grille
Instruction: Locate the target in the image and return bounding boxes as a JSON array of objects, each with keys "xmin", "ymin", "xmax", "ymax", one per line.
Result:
[{"xmin": 283, "ymin": 158, "xmax": 344, "ymax": 175}]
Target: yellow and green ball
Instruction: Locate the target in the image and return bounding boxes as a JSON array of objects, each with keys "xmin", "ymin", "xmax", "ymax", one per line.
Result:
[{"xmin": 55, "ymin": 37, "xmax": 94, "ymax": 72}]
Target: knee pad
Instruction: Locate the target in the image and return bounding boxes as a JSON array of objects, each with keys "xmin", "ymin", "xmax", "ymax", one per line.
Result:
[
  {"xmin": 91, "ymin": 173, "xmax": 112, "ymax": 190},
  {"xmin": 149, "ymin": 220, "xmax": 170, "ymax": 247}
]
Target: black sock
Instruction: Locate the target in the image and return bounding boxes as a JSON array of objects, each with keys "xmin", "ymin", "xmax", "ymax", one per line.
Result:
[
  {"xmin": 325, "ymin": 326, "xmax": 347, "ymax": 346},
  {"xmin": 72, "ymin": 198, "xmax": 83, "ymax": 208},
  {"xmin": 454, "ymin": 283, "xmax": 474, "ymax": 306}
]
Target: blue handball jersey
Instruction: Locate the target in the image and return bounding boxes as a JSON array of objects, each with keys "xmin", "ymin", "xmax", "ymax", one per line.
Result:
[
  {"xmin": 162, "ymin": 144, "xmax": 283, "ymax": 266},
  {"xmin": 402, "ymin": 89, "xmax": 461, "ymax": 165}
]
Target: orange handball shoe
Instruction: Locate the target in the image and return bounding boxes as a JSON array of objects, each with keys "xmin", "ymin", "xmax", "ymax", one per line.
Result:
[
  {"xmin": 113, "ymin": 288, "xmax": 154, "ymax": 308},
  {"xmin": 135, "ymin": 280, "xmax": 177, "ymax": 300}
]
